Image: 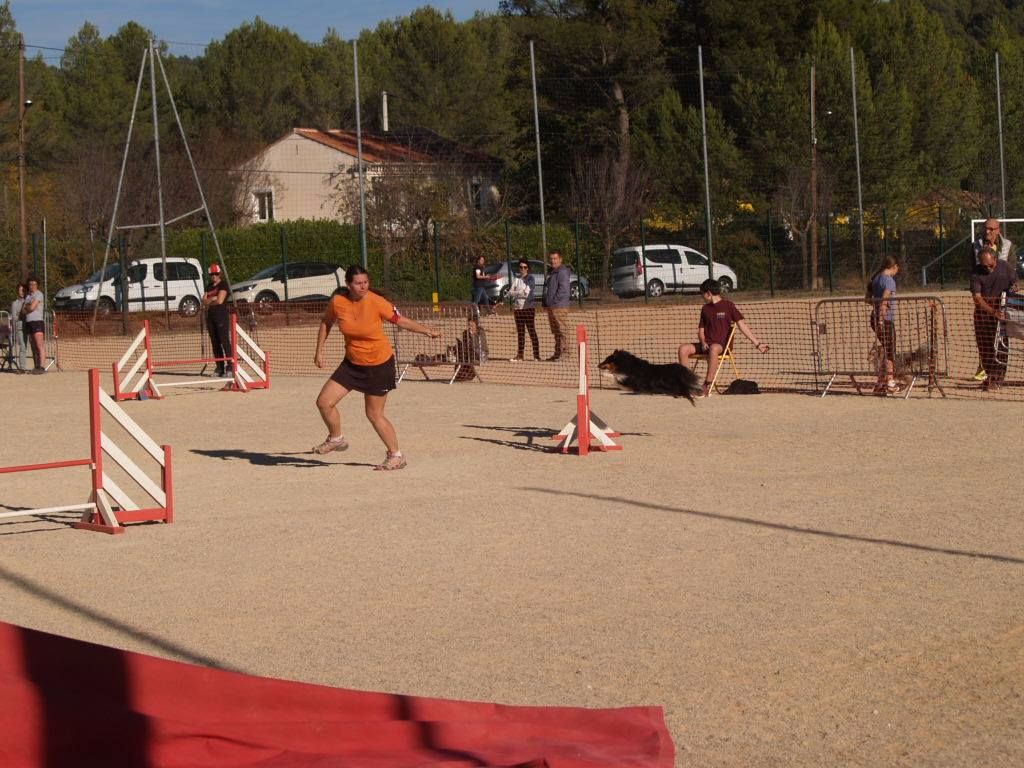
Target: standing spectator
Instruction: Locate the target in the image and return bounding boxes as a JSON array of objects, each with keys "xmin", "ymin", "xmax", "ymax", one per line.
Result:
[
  {"xmin": 542, "ymin": 251, "xmax": 571, "ymax": 361},
  {"xmin": 203, "ymin": 263, "xmax": 233, "ymax": 377},
  {"xmin": 9, "ymin": 282, "xmax": 26, "ymax": 373},
  {"xmin": 21, "ymin": 276, "xmax": 46, "ymax": 374},
  {"xmin": 678, "ymin": 279, "xmax": 769, "ymax": 398},
  {"xmin": 312, "ymin": 265, "xmax": 441, "ymax": 470},
  {"xmin": 971, "ymin": 218, "xmax": 1018, "ymax": 380},
  {"xmin": 470, "ymin": 255, "xmax": 497, "ymax": 315},
  {"xmin": 508, "ymin": 259, "xmax": 540, "ymax": 361},
  {"xmin": 867, "ymin": 256, "xmax": 901, "ymax": 395},
  {"xmin": 972, "ymin": 218, "xmax": 1018, "ymax": 270},
  {"xmin": 971, "ymin": 247, "xmax": 1019, "ymax": 391}
]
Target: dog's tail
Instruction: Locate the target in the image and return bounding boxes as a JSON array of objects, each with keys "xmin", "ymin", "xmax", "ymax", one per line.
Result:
[{"xmin": 681, "ymin": 366, "xmax": 702, "ymax": 406}]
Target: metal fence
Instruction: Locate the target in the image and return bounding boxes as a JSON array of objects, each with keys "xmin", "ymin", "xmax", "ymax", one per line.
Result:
[{"xmin": 50, "ymin": 292, "xmax": 1024, "ymax": 401}]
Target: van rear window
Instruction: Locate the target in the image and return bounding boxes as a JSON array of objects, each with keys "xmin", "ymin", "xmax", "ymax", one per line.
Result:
[{"xmin": 612, "ymin": 251, "xmax": 638, "ymax": 269}]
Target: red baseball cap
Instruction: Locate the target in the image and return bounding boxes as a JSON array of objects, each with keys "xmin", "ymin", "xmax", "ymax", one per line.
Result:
[{"xmin": 209, "ymin": 263, "xmax": 221, "ymax": 275}]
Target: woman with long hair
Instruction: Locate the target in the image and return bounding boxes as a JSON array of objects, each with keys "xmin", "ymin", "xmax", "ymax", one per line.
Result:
[
  {"xmin": 866, "ymin": 256, "xmax": 900, "ymax": 395},
  {"xmin": 313, "ymin": 266, "xmax": 440, "ymax": 470}
]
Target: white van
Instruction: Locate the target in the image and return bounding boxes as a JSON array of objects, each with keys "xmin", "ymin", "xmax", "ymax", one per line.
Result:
[
  {"xmin": 53, "ymin": 257, "xmax": 205, "ymax": 316},
  {"xmin": 610, "ymin": 245, "xmax": 738, "ymax": 298}
]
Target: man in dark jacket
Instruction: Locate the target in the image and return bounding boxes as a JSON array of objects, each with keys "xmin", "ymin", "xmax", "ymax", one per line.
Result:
[
  {"xmin": 972, "ymin": 246, "xmax": 1019, "ymax": 390},
  {"xmin": 542, "ymin": 251, "xmax": 571, "ymax": 361}
]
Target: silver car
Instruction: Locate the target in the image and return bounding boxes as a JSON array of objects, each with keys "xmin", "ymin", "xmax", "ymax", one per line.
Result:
[
  {"xmin": 482, "ymin": 259, "xmax": 590, "ymax": 302},
  {"xmin": 231, "ymin": 262, "xmax": 345, "ymax": 308}
]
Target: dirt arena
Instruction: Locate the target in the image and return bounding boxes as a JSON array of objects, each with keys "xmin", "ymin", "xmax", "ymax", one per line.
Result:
[{"xmin": 2, "ymin": 371, "xmax": 1022, "ymax": 767}]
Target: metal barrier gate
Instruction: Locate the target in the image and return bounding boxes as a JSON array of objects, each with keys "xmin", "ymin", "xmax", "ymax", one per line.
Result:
[{"xmin": 814, "ymin": 296, "xmax": 949, "ymax": 398}]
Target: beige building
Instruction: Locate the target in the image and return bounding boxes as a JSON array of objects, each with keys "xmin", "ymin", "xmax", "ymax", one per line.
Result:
[{"xmin": 239, "ymin": 128, "xmax": 500, "ymax": 225}]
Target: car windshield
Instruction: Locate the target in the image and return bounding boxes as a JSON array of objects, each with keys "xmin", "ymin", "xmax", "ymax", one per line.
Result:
[
  {"xmin": 84, "ymin": 264, "xmax": 122, "ymax": 283},
  {"xmin": 483, "ymin": 263, "xmax": 505, "ymax": 275},
  {"xmin": 246, "ymin": 265, "xmax": 283, "ymax": 280}
]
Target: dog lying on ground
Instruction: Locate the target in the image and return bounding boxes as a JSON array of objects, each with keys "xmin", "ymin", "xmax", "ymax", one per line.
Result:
[{"xmin": 597, "ymin": 350, "xmax": 703, "ymax": 405}]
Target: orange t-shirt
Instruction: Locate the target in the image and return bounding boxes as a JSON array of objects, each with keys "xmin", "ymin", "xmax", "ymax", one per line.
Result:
[{"xmin": 326, "ymin": 292, "xmax": 400, "ymax": 366}]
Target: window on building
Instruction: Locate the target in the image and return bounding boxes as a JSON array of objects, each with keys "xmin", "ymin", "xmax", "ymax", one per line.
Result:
[
  {"xmin": 470, "ymin": 181, "xmax": 483, "ymax": 211},
  {"xmin": 254, "ymin": 190, "xmax": 274, "ymax": 222}
]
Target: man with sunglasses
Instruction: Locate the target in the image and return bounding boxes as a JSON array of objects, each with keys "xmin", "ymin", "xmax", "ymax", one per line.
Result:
[{"xmin": 972, "ymin": 218, "xmax": 1017, "ymax": 270}]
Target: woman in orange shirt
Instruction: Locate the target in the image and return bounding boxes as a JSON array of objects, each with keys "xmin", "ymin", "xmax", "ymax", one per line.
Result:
[{"xmin": 313, "ymin": 265, "xmax": 440, "ymax": 470}]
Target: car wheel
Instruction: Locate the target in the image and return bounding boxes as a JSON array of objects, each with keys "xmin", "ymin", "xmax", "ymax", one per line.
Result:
[
  {"xmin": 178, "ymin": 296, "xmax": 200, "ymax": 317},
  {"xmin": 570, "ymin": 281, "xmax": 582, "ymax": 301},
  {"xmin": 498, "ymin": 284, "xmax": 511, "ymax": 301},
  {"xmin": 646, "ymin": 279, "xmax": 665, "ymax": 298},
  {"xmin": 718, "ymin": 276, "xmax": 734, "ymax": 293},
  {"xmin": 255, "ymin": 291, "xmax": 279, "ymax": 313},
  {"xmin": 96, "ymin": 297, "xmax": 116, "ymax": 316}
]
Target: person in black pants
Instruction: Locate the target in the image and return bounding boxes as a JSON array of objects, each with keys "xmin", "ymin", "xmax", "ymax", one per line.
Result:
[{"xmin": 203, "ymin": 263, "xmax": 233, "ymax": 377}]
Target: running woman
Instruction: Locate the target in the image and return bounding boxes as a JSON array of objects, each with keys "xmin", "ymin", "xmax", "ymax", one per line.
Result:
[{"xmin": 313, "ymin": 265, "xmax": 440, "ymax": 470}]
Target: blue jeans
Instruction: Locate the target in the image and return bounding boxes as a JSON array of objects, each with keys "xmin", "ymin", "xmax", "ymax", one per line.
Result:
[{"xmin": 471, "ymin": 286, "xmax": 492, "ymax": 307}]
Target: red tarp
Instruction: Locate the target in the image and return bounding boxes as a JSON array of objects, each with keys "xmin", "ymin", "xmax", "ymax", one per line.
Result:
[{"xmin": 0, "ymin": 621, "xmax": 674, "ymax": 767}]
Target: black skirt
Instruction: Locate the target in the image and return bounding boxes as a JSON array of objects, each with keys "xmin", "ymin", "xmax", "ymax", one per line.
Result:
[{"xmin": 330, "ymin": 356, "xmax": 396, "ymax": 396}]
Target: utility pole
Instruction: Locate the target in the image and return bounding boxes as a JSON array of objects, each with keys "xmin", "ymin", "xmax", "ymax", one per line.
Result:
[
  {"xmin": 809, "ymin": 62, "xmax": 818, "ymax": 291},
  {"xmin": 18, "ymin": 34, "xmax": 29, "ymax": 280}
]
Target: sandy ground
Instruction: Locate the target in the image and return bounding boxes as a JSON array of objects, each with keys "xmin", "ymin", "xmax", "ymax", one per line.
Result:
[{"xmin": 1, "ymin": 371, "xmax": 1023, "ymax": 767}]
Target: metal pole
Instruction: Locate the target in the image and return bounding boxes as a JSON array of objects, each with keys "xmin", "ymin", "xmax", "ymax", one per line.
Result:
[
  {"xmin": 882, "ymin": 207, "xmax": 888, "ymax": 258},
  {"xmin": 574, "ymin": 221, "xmax": 583, "ymax": 307},
  {"xmin": 280, "ymin": 228, "xmax": 289, "ymax": 302},
  {"xmin": 119, "ymin": 235, "xmax": 128, "ymax": 335},
  {"xmin": 529, "ymin": 40, "xmax": 547, "ymax": 257},
  {"xmin": 42, "ymin": 217, "xmax": 47, "ymax": 305},
  {"xmin": 148, "ymin": 39, "xmax": 170, "ymax": 325},
  {"xmin": 996, "ymin": 51, "xmax": 1007, "ymax": 217},
  {"xmin": 850, "ymin": 47, "xmax": 866, "ymax": 282},
  {"xmin": 353, "ymin": 39, "xmax": 368, "ymax": 269},
  {"xmin": 641, "ymin": 219, "xmax": 648, "ymax": 305},
  {"xmin": 938, "ymin": 206, "xmax": 945, "ymax": 287},
  {"xmin": 810, "ymin": 62, "xmax": 818, "ymax": 291},
  {"xmin": 826, "ymin": 212, "xmax": 834, "ymax": 294},
  {"xmin": 505, "ymin": 220, "xmax": 513, "ymax": 307},
  {"xmin": 698, "ymin": 45, "xmax": 714, "ymax": 277},
  {"xmin": 18, "ymin": 35, "xmax": 28, "ymax": 280},
  {"xmin": 154, "ymin": 49, "xmax": 235, "ymax": 292},
  {"xmin": 432, "ymin": 221, "xmax": 441, "ymax": 309},
  {"xmin": 767, "ymin": 209, "xmax": 775, "ymax": 298}
]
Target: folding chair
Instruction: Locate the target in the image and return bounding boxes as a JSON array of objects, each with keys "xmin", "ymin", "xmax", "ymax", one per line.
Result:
[{"xmin": 691, "ymin": 324, "xmax": 741, "ymax": 393}]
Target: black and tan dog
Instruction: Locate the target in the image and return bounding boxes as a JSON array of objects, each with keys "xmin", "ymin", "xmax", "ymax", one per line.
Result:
[{"xmin": 598, "ymin": 350, "xmax": 702, "ymax": 405}]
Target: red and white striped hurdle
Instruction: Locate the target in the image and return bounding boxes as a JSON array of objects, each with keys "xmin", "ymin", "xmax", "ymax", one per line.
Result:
[
  {"xmin": 553, "ymin": 324, "xmax": 622, "ymax": 455},
  {"xmin": 112, "ymin": 315, "xmax": 270, "ymax": 401},
  {"xmin": 0, "ymin": 368, "xmax": 173, "ymax": 534}
]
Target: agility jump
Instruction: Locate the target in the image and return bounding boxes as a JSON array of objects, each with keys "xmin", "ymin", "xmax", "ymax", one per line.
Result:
[
  {"xmin": 553, "ymin": 324, "xmax": 621, "ymax": 455},
  {"xmin": 112, "ymin": 316, "xmax": 270, "ymax": 401},
  {"xmin": 0, "ymin": 369, "xmax": 173, "ymax": 534}
]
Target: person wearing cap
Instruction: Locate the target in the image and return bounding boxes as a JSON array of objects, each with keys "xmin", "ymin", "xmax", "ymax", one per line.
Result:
[{"xmin": 203, "ymin": 263, "xmax": 232, "ymax": 377}]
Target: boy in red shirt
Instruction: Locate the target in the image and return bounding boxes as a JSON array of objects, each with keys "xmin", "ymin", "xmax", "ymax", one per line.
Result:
[{"xmin": 678, "ymin": 279, "xmax": 769, "ymax": 397}]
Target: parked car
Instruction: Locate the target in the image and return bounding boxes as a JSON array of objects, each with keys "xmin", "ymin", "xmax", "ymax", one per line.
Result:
[
  {"xmin": 231, "ymin": 262, "xmax": 345, "ymax": 308},
  {"xmin": 610, "ymin": 245, "xmax": 738, "ymax": 298},
  {"xmin": 53, "ymin": 257, "xmax": 205, "ymax": 316},
  {"xmin": 482, "ymin": 259, "xmax": 590, "ymax": 302}
]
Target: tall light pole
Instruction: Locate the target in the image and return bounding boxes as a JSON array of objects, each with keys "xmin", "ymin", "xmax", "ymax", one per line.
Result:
[
  {"xmin": 18, "ymin": 34, "xmax": 30, "ymax": 280},
  {"xmin": 809, "ymin": 62, "xmax": 818, "ymax": 291}
]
